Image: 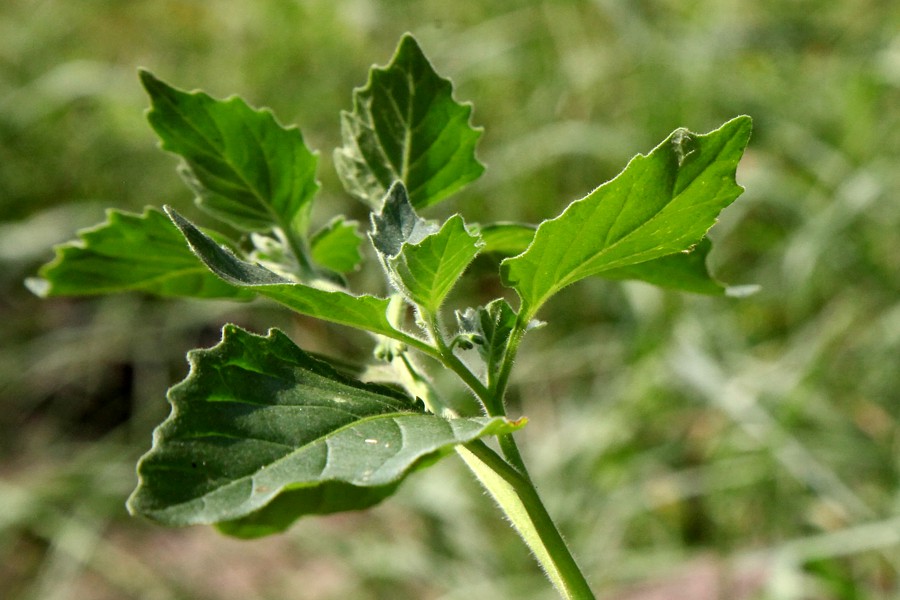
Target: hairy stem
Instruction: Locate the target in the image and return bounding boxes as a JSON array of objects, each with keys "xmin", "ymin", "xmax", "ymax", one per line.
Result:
[
  {"xmin": 458, "ymin": 440, "xmax": 595, "ymax": 599},
  {"xmin": 424, "ymin": 311, "xmax": 494, "ymax": 411},
  {"xmin": 488, "ymin": 319, "xmax": 530, "ymax": 474}
]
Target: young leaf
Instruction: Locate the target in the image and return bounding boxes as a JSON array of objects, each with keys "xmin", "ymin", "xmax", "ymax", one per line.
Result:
[
  {"xmin": 369, "ymin": 182, "xmax": 439, "ymax": 257},
  {"xmin": 140, "ymin": 70, "xmax": 319, "ymax": 241},
  {"xmin": 165, "ymin": 207, "xmax": 431, "ymax": 352},
  {"xmin": 26, "ymin": 207, "xmax": 251, "ymax": 300},
  {"xmin": 310, "ymin": 217, "xmax": 364, "ymax": 274},
  {"xmin": 501, "ymin": 116, "xmax": 752, "ymax": 318},
  {"xmin": 371, "ymin": 183, "xmax": 482, "ymax": 313},
  {"xmin": 334, "ymin": 34, "xmax": 484, "ymax": 209},
  {"xmin": 483, "ymin": 223, "xmax": 738, "ymax": 296},
  {"xmin": 455, "ymin": 298, "xmax": 517, "ymax": 385},
  {"xmin": 126, "ymin": 324, "xmax": 525, "ymax": 534}
]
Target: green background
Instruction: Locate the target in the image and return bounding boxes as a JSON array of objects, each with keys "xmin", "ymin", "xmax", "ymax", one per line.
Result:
[{"xmin": 2, "ymin": 1, "xmax": 899, "ymax": 598}]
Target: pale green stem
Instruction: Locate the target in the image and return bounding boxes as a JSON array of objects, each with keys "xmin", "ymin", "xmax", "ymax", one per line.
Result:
[
  {"xmin": 458, "ymin": 441, "xmax": 595, "ymax": 599},
  {"xmin": 419, "ymin": 307, "xmax": 593, "ymax": 597},
  {"xmin": 421, "ymin": 307, "xmax": 530, "ymax": 474},
  {"xmin": 274, "ymin": 225, "xmax": 318, "ymax": 282}
]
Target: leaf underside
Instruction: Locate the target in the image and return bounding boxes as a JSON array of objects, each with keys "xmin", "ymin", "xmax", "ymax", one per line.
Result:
[
  {"xmin": 334, "ymin": 34, "xmax": 484, "ymax": 209},
  {"xmin": 165, "ymin": 207, "xmax": 415, "ymax": 343},
  {"xmin": 501, "ymin": 116, "xmax": 753, "ymax": 317},
  {"xmin": 483, "ymin": 223, "xmax": 734, "ymax": 295},
  {"xmin": 26, "ymin": 207, "xmax": 251, "ymax": 300},
  {"xmin": 370, "ymin": 182, "xmax": 482, "ymax": 312},
  {"xmin": 127, "ymin": 324, "xmax": 524, "ymax": 536}
]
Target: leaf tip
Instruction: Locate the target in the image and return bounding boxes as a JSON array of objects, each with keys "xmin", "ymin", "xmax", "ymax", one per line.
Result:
[
  {"xmin": 724, "ymin": 114, "xmax": 754, "ymax": 142},
  {"xmin": 137, "ymin": 68, "xmax": 163, "ymax": 94},
  {"xmin": 162, "ymin": 204, "xmax": 187, "ymax": 229},
  {"xmin": 24, "ymin": 277, "xmax": 50, "ymax": 298},
  {"xmin": 396, "ymin": 32, "xmax": 425, "ymax": 59}
]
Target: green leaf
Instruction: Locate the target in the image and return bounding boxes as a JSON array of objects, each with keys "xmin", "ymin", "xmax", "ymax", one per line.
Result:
[
  {"xmin": 600, "ymin": 237, "xmax": 749, "ymax": 296},
  {"xmin": 165, "ymin": 207, "xmax": 430, "ymax": 351},
  {"xmin": 126, "ymin": 324, "xmax": 524, "ymax": 536},
  {"xmin": 479, "ymin": 223, "xmax": 538, "ymax": 255},
  {"xmin": 140, "ymin": 70, "xmax": 319, "ymax": 239},
  {"xmin": 310, "ymin": 216, "xmax": 363, "ymax": 274},
  {"xmin": 481, "ymin": 223, "xmax": 738, "ymax": 296},
  {"xmin": 216, "ymin": 481, "xmax": 402, "ymax": 538},
  {"xmin": 501, "ymin": 116, "xmax": 752, "ymax": 317},
  {"xmin": 26, "ymin": 207, "xmax": 251, "ymax": 300},
  {"xmin": 334, "ymin": 34, "xmax": 484, "ymax": 209},
  {"xmin": 369, "ymin": 182, "xmax": 439, "ymax": 257},
  {"xmin": 371, "ymin": 183, "xmax": 482, "ymax": 313},
  {"xmin": 455, "ymin": 299, "xmax": 517, "ymax": 384}
]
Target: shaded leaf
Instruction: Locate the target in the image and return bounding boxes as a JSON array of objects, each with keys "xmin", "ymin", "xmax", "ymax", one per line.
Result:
[
  {"xmin": 216, "ymin": 481, "xmax": 401, "ymax": 538},
  {"xmin": 334, "ymin": 34, "xmax": 484, "ymax": 209},
  {"xmin": 501, "ymin": 116, "xmax": 752, "ymax": 318},
  {"xmin": 140, "ymin": 70, "xmax": 319, "ymax": 238},
  {"xmin": 455, "ymin": 299, "xmax": 517, "ymax": 384},
  {"xmin": 371, "ymin": 183, "xmax": 481, "ymax": 312},
  {"xmin": 127, "ymin": 324, "xmax": 524, "ymax": 534},
  {"xmin": 26, "ymin": 207, "xmax": 251, "ymax": 300},
  {"xmin": 601, "ymin": 237, "xmax": 747, "ymax": 295},
  {"xmin": 310, "ymin": 217, "xmax": 364, "ymax": 274}
]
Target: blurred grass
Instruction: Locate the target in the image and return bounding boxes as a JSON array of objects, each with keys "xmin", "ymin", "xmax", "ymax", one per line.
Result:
[{"xmin": 2, "ymin": 0, "xmax": 900, "ymax": 598}]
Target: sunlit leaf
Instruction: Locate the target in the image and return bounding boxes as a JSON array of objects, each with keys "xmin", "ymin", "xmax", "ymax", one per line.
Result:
[
  {"xmin": 140, "ymin": 70, "xmax": 319, "ymax": 238},
  {"xmin": 26, "ymin": 207, "xmax": 251, "ymax": 300},
  {"xmin": 334, "ymin": 34, "xmax": 484, "ymax": 209},
  {"xmin": 501, "ymin": 116, "xmax": 752, "ymax": 318},
  {"xmin": 600, "ymin": 237, "xmax": 741, "ymax": 295}
]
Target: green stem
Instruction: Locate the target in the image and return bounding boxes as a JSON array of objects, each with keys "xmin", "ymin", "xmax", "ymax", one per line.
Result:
[
  {"xmin": 422, "ymin": 309, "xmax": 529, "ymax": 473},
  {"xmin": 274, "ymin": 226, "xmax": 318, "ymax": 282},
  {"xmin": 395, "ymin": 328, "xmax": 442, "ymax": 361},
  {"xmin": 498, "ymin": 433, "xmax": 529, "ymax": 478},
  {"xmin": 424, "ymin": 311, "xmax": 493, "ymax": 410},
  {"xmin": 458, "ymin": 440, "xmax": 595, "ymax": 599},
  {"xmin": 422, "ymin": 306, "xmax": 592, "ymax": 596},
  {"xmin": 489, "ymin": 319, "xmax": 530, "ymax": 474},
  {"xmin": 490, "ymin": 316, "xmax": 528, "ymax": 405}
]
